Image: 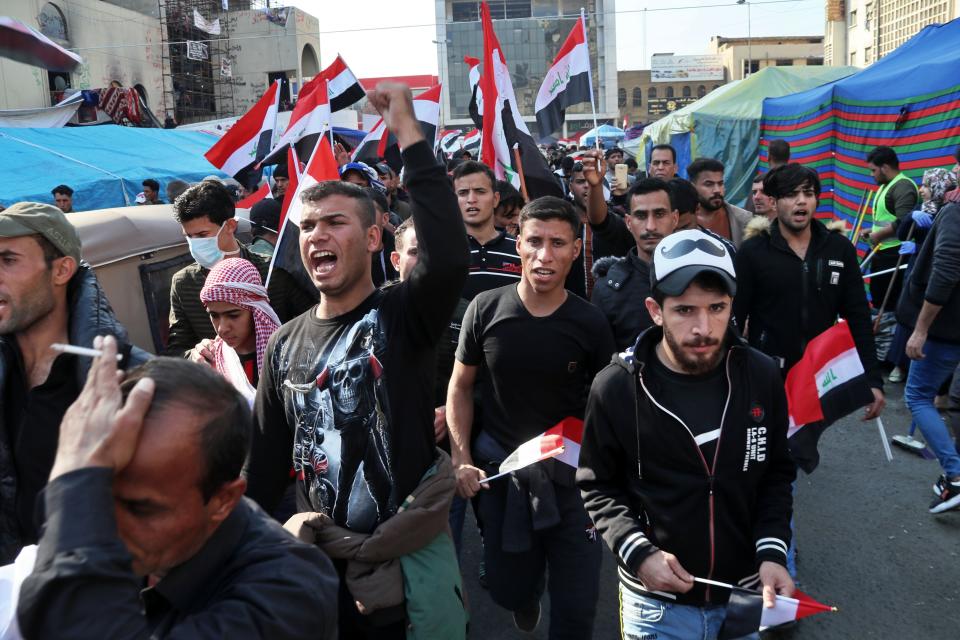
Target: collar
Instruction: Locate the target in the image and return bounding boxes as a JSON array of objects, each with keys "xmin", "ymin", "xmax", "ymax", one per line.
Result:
[
  {"xmin": 768, "ymin": 217, "xmax": 827, "ymax": 253},
  {"xmin": 626, "ymin": 246, "xmax": 651, "ymax": 272},
  {"xmin": 468, "ymin": 229, "xmax": 509, "ymax": 247},
  {"xmin": 628, "ymin": 324, "xmax": 746, "ymax": 371},
  {"xmin": 150, "ymin": 499, "xmax": 250, "ymax": 611}
]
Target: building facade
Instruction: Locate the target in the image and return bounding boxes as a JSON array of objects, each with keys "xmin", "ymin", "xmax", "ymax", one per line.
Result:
[
  {"xmin": 825, "ymin": 0, "xmax": 959, "ymax": 67},
  {"xmin": 617, "ymin": 70, "xmax": 725, "ymax": 126},
  {"xmin": 708, "ymin": 35, "xmax": 825, "ymax": 81},
  {"xmin": 434, "ymin": 0, "xmax": 618, "ymax": 137}
]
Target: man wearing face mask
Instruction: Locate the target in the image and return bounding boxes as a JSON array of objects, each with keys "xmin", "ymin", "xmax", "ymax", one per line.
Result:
[{"xmin": 166, "ymin": 182, "xmax": 317, "ymax": 357}]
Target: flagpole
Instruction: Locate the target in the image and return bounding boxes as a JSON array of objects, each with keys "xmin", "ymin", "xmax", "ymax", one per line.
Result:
[
  {"xmin": 861, "ymin": 263, "xmax": 907, "ymax": 279},
  {"xmin": 693, "ymin": 577, "xmax": 836, "ymax": 611},
  {"xmin": 512, "ymin": 143, "xmax": 530, "ymax": 202},
  {"xmin": 581, "ymin": 7, "xmax": 600, "ymax": 151},
  {"xmin": 877, "ymin": 418, "xmax": 893, "ymax": 461}
]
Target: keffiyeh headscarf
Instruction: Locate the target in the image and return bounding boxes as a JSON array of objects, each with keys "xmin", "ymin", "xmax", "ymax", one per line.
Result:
[
  {"xmin": 921, "ymin": 167, "xmax": 957, "ymax": 215},
  {"xmin": 200, "ymin": 258, "xmax": 281, "ymax": 375}
]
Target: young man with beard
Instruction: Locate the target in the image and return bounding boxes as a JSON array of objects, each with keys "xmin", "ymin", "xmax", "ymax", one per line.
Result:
[
  {"xmin": 590, "ymin": 177, "xmax": 679, "ymax": 350},
  {"xmin": 733, "ymin": 164, "xmax": 885, "ymax": 418},
  {"xmin": 447, "ymin": 197, "xmax": 615, "ymax": 638},
  {"xmin": 244, "ymin": 84, "xmax": 469, "ymax": 639},
  {"xmin": 452, "ymin": 162, "xmax": 522, "ymax": 301},
  {"xmin": 578, "ymin": 230, "xmax": 796, "ymax": 639},
  {"xmin": 688, "ymin": 158, "xmax": 753, "ymax": 247}
]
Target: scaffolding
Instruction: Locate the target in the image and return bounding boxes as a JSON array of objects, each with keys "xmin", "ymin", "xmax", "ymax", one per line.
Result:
[{"xmin": 158, "ymin": 0, "xmax": 239, "ymax": 124}]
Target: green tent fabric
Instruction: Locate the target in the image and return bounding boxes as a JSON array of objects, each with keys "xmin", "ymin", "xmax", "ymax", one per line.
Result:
[{"xmin": 627, "ymin": 66, "xmax": 857, "ymax": 206}]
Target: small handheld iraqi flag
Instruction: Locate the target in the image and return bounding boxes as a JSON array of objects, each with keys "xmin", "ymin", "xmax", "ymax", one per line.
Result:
[
  {"xmin": 784, "ymin": 320, "xmax": 874, "ymax": 473},
  {"xmin": 718, "ymin": 586, "xmax": 836, "ymax": 638},
  {"xmin": 480, "ymin": 417, "xmax": 583, "ymax": 484}
]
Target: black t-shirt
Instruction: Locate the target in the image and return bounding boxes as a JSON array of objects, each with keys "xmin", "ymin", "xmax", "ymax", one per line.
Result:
[
  {"xmin": 647, "ymin": 350, "xmax": 728, "ymax": 462},
  {"xmin": 238, "ymin": 350, "xmax": 259, "ymax": 388},
  {"xmin": 371, "ymin": 228, "xmax": 398, "ymax": 287},
  {"xmin": 456, "ymin": 285, "xmax": 616, "ymax": 452},
  {"xmin": 246, "ymin": 140, "xmax": 467, "ymax": 534},
  {"xmin": 3, "ymin": 349, "xmax": 79, "ymax": 544},
  {"xmin": 463, "ymin": 231, "xmax": 521, "ymax": 301}
]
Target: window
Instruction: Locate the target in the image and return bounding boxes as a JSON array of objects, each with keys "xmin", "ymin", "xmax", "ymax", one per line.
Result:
[
  {"xmin": 864, "ymin": 47, "xmax": 873, "ymax": 64},
  {"xmin": 742, "ymin": 60, "xmax": 759, "ymax": 77},
  {"xmin": 665, "ymin": 86, "xmax": 674, "ymax": 98},
  {"xmin": 618, "ymin": 88, "xmax": 626, "ymax": 107},
  {"xmin": 849, "ymin": 9, "xmax": 857, "ymax": 27},
  {"xmin": 682, "ymin": 86, "xmax": 691, "ymax": 97},
  {"xmin": 648, "ymin": 86, "xmax": 657, "ymax": 99},
  {"xmin": 632, "ymin": 87, "xmax": 642, "ymax": 106},
  {"xmin": 776, "ymin": 59, "xmax": 792, "ymax": 66},
  {"xmin": 850, "ymin": 51, "xmax": 858, "ymax": 66},
  {"xmin": 39, "ymin": 3, "xmax": 68, "ymax": 43},
  {"xmin": 810, "ymin": 57, "xmax": 824, "ymax": 66},
  {"xmin": 697, "ymin": 85, "xmax": 706, "ymax": 98}
]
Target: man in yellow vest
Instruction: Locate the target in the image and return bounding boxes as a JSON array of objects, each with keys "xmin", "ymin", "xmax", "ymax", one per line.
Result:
[{"xmin": 863, "ymin": 146, "xmax": 919, "ymax": 310}]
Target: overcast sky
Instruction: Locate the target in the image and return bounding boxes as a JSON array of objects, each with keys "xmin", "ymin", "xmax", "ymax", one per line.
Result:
[{"xmin": 296, "ymin": 0, "xmax": 825, "ymax": 78}]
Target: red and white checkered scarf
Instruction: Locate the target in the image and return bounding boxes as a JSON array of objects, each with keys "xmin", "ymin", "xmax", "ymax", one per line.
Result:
[{"xmin": 200, "ymin": 258, "xmax": 281, "ymax": 375}]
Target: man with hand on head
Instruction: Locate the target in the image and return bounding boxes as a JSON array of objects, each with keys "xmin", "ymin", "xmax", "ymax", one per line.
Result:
[
  {"xmin": 578, "ymin": 230, "xmax": 796, "ymax": 640},
  {"xmin": 17, "ymin": 342, "xmax": 338, "ymax": 639}
]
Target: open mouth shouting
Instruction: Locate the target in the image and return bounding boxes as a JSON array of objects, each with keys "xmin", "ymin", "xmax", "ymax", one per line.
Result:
[{"xmin": 310, "ymin": 249, "xmax": 338, "ymax": 278}]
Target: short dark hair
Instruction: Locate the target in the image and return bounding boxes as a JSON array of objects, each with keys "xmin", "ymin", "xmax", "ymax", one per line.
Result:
[
  {"xmin": 363, "ymin": 187, "xmax": 390, "ymax": 217},
  {"xmin": 626, "ymin": 177, "xmax": 672, "ymax": 209},
  {"xmin": 866, "ymin": 146, "xmax": 899, "ymax": 170},
  {"xmin": 762, "ymin": 163, "xmax": 822, "ymax": 200},
  {"xmin": 166, "ymin": 179, "xmax": 191, "ymax": 203},
  {"xmin": 121, "ymin": 358, "xmax": 250, "ymax": 502},
  {"xmin": 495, "ymin": 180, "xmax": 524, "ymax": 209},
  {"xmin": 653, "ymin": 269, "xmax": 730, "ymax": 306},
  {"xmin": 752, "ymin": 171, "xmax": 765, "ymax": 185},
  {"xmin": 300, "ymin": 181, "xmax": 377, "ymax": 228},
  {"xmin": 393, "ymin": 217, "xmax": 415, "ymax": 252},
  {"xmin": 451, "ymin": 160, "xmax": 496, "ymax": 190},
  {"xmin": 51, "ymin": 184, "xmax": 73, "ymax": 197},
  {"xmin": 686, "ymin": 158, "xmax": 725, "ymax": 182},
  {"xmin": 667, "ymin": 178, "xmax": 700, "ymax": 215},
  {"xmin": 650, "ymin": 144, "xmax": 677, "ymax": 163},
  {"xmin": 605, "ymin": 147, "xmax": 624, "ymax": 159},
  {"xmin": 518, "ymin": 196, "xmax": 580, "ymax": 236},
  {"xmin": 625, "ymin": 158, "xmax": 638, "ymax": 170},
  {"xmin": 768, "ymin": 139, "xmax": 791, "ymax": 165},
  {"xmin": 173, "ymin": 181, "xmax": 235, "ymax": 225},
  {"xmin": 142, "ymin": 178, "xmax": 160, "ymax": 192}
]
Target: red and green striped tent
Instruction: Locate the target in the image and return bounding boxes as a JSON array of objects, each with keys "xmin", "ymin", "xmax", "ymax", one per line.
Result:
[{"xmin": 761, "ymin": 18, "xmax": 960, "ymax": 253}]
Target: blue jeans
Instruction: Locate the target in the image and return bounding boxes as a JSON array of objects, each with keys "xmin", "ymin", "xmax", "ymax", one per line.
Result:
[
  {"xmin": 619, "ymin": 587, "xmax": 759, "ymax": 640},
  {"xmin": 904, "ymin": 337, "xmax": 960, "ymax": 478}
]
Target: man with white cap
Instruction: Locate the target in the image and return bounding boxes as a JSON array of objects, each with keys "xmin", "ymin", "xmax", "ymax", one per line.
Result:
[{"xmin": 577, "ymin": 229, "xmax": 796, "ymax": 640}]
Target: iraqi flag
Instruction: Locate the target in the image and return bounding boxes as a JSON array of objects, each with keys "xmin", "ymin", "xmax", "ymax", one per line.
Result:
[
  {"xmin": 719, "ymin": 587, "xmax": 835, "ymax": 639},
  {"xmin": 478, "ymin": 2, "xmax": 563, "ymax": 200},
  {"xmin": 266, "ymin": 134, "xmax": 340, "ymax": 294},
  {"xmin": 465, "ymin": 55, "xmax": 483, "ymax": 129},
  {"xmin": 534, "ymin": 16, "xmax": 593, "ymax": 137},
  {"xmin": 236, "ymin": 182, "xmax": 272, "ymax": 210},
  {"xmin": 260, "ymin": 79, "xmax": 330, "ymax": 167},
  {"xmin": 461, "ymin": 128, "xmax": 481, "ymax": 157},
  {"xmin": 483, "ymin": 417, "xmax": 584, "ymax": 484},
  {"xmin": 352, "ymin": 85, "xmax": 442, "ymax": 171},
  {"xmin": 204, "ymin": 80, "xmax": 280, "ymax": 189},
  {"xmin": 439, "ymin": 129, "xmax": 463, "ymax": 157},
  {"xmin": 784, "ymin": 321, "xmax": 875, "ymax": 472},
  {"xmin": 312, "ymin": 54, "xmax": 365, "ymax": 112}
]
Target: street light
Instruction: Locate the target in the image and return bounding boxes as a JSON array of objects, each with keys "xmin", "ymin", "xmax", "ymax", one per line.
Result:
[
  {"xmin": 737, "ymin": 0, "xmax": 752, "ymax": 78},
  {"xmin": 432, "ymin": 38, "xmax": 451, "ymax": 126}
]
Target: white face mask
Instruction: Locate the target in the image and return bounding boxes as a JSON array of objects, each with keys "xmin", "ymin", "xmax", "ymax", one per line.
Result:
[{"xmin": 187, "ymin": 224, "xmax": 225, "ymax": 269}]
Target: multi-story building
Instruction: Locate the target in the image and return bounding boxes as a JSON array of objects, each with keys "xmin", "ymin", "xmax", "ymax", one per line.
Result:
[
  {"xmin": 617, "ymin": 69, "xmax": 726, "ymax": 126},
  {"xmin": 434, "ymin": 0, "xmax": 619, "ymax": 138},
  {"xmin": 708, "ymin": 35, "xmax": 825, "ymax": 81},
  {"xmin": 825, "ymin": 0, "xmax": 960, "ymax": 67}
]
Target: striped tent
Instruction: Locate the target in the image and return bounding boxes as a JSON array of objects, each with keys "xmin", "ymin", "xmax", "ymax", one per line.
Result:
[{"xmin": 761, "ymin": 18, "xmax": 960, "ymax": 251}]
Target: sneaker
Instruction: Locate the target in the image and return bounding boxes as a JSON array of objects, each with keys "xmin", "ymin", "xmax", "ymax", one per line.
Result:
[
  {"xmin": 933, "ymin": 474, "xmax": 947, "ymax": 497},
  {"xmin": 512, "ymin": 600, "xmax": 541, "ymax": 633},
  {"xmin": 888, "ymin": 367, "xmax": 904, "ymax": 383},
  {"xmin": 929, "ymin": 476, "xmax": 960, "ymax": 513}
]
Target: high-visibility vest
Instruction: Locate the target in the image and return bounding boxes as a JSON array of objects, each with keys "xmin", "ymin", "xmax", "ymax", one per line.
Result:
[{"xmin": 872, "ymin": 171, "xmax": 917, "ymax": 251}]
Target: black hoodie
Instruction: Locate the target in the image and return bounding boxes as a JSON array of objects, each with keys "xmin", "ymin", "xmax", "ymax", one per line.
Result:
[
  {"xmin": 732, "ymin": 218, "xmax": 882, "ymax": 389},
  {"xmin": 577, "ymin": 327, "xmax": 795, "ymax": 606}
]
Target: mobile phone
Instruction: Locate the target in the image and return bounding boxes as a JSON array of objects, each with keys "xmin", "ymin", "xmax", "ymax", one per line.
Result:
[{"xmin": 615, "ymin": 163, "xmax": 628, "ymax": 189}]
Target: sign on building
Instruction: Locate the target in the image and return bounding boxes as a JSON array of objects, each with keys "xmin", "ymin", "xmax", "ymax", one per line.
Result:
[
  {"xmin": 186, "ymin": 40, "xmax": 208, "ymax": 61},
  {"xmin": 648, "ymin": 97, "xmax": 698, "ymax": 116},
  {"xmin": 651, "ymin": 55, "xmax": 724, "ymax": 83}
]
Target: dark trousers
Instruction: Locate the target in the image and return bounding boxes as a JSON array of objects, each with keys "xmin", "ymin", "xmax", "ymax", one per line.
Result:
[
  {"xmin": 475, "ymin": 476, "xmax": 602, "ymax": 639},
  {"xmin": 870, "ymin": 246, "xmax": 903, "ymax": 311}
]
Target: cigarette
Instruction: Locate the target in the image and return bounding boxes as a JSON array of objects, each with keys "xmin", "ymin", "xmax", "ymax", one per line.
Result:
[{"xmin": 51, "ymin": 343, "xmax": 123, "ymax": 360}]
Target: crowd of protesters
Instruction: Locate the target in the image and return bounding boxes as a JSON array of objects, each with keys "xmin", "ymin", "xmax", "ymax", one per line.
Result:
[{"xmin": 1, "ymin": 82, "xmax": 959, "ymax": 640}]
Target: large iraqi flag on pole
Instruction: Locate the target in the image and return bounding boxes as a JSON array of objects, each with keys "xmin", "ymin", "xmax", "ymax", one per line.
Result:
[
  {"xmin": 784, "ymin": 320, "xmax": 874, "ymax": 472},
  {"xmin": 204, "ymin": 80, "xmax": 280, "ymax": 188},
  {"xmin": 260, "ymin": 79, "xmax": 330, "ymax": 167},
  {"xmin": 535, "ymin": 15, "xmax": 593, "ymax": 137},
  {"xmin": 478, "ymin": 1, "xmax": 563, "ymax": 200}
]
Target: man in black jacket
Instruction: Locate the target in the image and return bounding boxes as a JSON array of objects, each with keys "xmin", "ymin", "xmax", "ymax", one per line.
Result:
[
  {"xmin": 578, "ymin": 229, "xmax": 795, "ymax": 639},
  {"xmin": 733, "ymin": 164, "xmax": 885, "ymax": 418},
  {"xmin": 896, "ymin": 202, "xmax": 960, "ymax": 513}
]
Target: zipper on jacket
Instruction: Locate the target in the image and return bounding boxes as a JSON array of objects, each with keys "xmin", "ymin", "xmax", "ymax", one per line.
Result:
[{"xmin": 800, "ymin": 261, "xmax": 810, "ymax": 354}]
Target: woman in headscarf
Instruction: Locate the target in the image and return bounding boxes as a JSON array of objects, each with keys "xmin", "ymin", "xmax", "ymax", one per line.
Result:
[{"xmin": 192, "ymin": 258, "xmax": 281, "ymax": 397}]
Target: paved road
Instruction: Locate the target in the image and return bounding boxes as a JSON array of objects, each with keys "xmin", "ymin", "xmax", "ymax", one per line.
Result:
[{"xmin": 460, "ymin": 385, "xmax": 960, "ymax": 639}]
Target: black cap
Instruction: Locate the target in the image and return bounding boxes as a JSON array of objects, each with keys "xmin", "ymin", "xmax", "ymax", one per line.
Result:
[{"xmin": 250, "ymin": 198, "xmax": 281, "ymax": 232}]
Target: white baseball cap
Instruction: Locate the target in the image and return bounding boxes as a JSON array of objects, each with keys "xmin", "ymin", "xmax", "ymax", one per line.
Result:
[{"xmin": 651, "ymin": 229, "xmax": 737, "ymax": 297}]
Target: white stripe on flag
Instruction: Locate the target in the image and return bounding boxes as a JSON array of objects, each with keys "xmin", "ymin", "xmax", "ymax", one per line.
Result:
[
  {"xmin": 327, "ymin": 66, "xmax": 358, "ymax": 99},
  {"xmin": 534, "ymin": 40, "xmax": 590, "ymax": 111},
  {"xmin": 760, "ymin": 595, "xmax": 800, "ymax": 629},
  {"xmin": 814, "ymin": 347, "xmax": 864, "ymax": 399}
]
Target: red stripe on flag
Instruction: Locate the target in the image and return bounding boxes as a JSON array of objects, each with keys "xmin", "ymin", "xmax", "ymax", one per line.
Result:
[
  {"xmin": 236, "ymin": 182, "xmax": 271, "ymax": 209},
  {"xmin": 550, "ymin": 16, "xmax": 586, "ymax": 63},
  {"xmin": 794, "ymin": 591, "xmax": 835, "ymax": 620},
  {"xmin": 544, "ymin": 416, "xmax": 584, "ymax": 444},
  {"xmin": 278, "ymin": 146, "xmax": 299, "ymax": 231},
  {"xmin": 785, "ymin": 321, "xmax": 858, "ymax": 427},
  {"xmin": 538, "ymin": 433, "xmax": 564, "ymax": 457}
]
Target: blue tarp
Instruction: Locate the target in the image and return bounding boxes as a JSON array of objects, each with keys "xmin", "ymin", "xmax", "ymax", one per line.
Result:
[{"xmin": 0, "ymin": 126, "xmax": 227, "ymax": 211}]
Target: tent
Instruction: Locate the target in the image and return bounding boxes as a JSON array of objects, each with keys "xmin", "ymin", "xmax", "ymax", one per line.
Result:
[
  {"xmin": 762, "ymin": 18, "xmax": 960, "ymax": 241},
  {"xmin": 579, "ymin": 124, "xmax": 625, "ymax": 148},
  {"xmin": 629, "ymin": 66, "xmax": 856, "ymax": 206},
  {"xmin": 0, "ymin": 126, "xmax": 226, "ymax": 210}
]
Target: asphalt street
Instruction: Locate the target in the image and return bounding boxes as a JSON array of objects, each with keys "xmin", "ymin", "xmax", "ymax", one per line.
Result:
[{"xmin": 460, "ymin": 384, "xmax": 960, "ymax": 639}]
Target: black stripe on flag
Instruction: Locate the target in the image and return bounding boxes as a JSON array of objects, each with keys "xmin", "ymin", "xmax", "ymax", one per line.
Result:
[
  {"xmin": 535, "ymin": 71, "xmax": 592, "ymax": 138},
  {"xmin": 331, "ymin": 83, "xmax": 366, "ymax": 113},
  {"xmin": 718, "ymin": 587, "xmax": 764, "ymax": 640},
  {"xmin": 500, "ymin": 99, "xmax": 564, "ymax": 200},
  {"xmin": 234, "ymin": 129, "xmax": 274, "ymax": 189}
]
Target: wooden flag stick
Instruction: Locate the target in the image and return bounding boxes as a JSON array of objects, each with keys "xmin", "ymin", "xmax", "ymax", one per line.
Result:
[
  {"xmin": 849, "ymin": 187, "xmax": 870, "ymax": 245},
  {"xmin": 512, "ymin": 143, "xmax": 530, "ymax": 202},
  {"xmin": 872, "ymin": 221, "xmax": 916, "ymax": 333}
]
